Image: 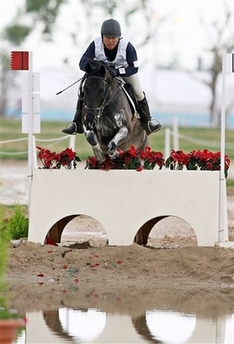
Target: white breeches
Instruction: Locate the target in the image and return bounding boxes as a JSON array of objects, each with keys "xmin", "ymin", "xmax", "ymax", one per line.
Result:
[{"xmin": 122, "ymin": 74, "xmax": 144, "ymax": 101}]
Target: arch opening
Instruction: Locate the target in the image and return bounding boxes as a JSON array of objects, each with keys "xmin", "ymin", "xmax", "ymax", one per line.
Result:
[
  {"xmin": 135, "ymin": 216, "xmax": 198, "ymax": 248},
  {"xmin": 46, "ymin": 214, "xmax": 108, "ymax": 247}
]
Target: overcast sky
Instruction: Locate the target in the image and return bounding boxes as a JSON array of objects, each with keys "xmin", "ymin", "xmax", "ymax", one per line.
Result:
[
  {"xmin": 1, "ymin": 0, "xmax": 233, "ymax": 71},
  {"xmin": 1, "ymin": 0, "xmax": 233, "ymax": 119}
]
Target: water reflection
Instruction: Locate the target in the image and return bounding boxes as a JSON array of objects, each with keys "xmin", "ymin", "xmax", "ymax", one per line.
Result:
[{"xmin": 16, "ymin": 308, "xmax": 233, "ymax": 343}]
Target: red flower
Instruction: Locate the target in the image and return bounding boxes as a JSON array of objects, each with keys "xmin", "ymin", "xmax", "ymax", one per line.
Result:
[
  {"xmin": 37, "ymin": 146, "xmax": 80, "ymax": 169},
  {"xmin": 86, "ymin": 146, "xmax": 165, "ymax": 171},
  {"xmin": 85, "ymin": 156, "xmax": 98, "ymax": 169},
  {"xmin": 171, "ymin": 150, "xmax": 189, "ymax": 165},
  {"xmin": 85, "ymin": 146, "xmax": 229, "ymax": 177},
  {"xmin": 126, "ymin": 145, "xmax": 138, "ymax": 158},
  {"xmin": 140, "ymin": 147, "xmax": 165, "ymax": 169}
]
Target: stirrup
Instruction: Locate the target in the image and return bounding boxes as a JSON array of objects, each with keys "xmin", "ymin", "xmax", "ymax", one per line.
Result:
[{"xmin": 61, "ymin": 121, "xmax": 77, "ymax": 135}]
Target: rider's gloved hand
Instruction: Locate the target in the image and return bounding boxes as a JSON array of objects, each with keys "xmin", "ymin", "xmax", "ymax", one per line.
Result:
[
  {"xmin": 84, "ymin": 113, "xmax": 95, "ymax": 130},
  {"xmin": 107, "ymin": 66, "xmax": 119, "ymax": 78}
]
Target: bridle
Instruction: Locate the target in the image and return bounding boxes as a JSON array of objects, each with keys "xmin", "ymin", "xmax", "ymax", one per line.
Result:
[{"xmin": 83, "ymin": 75, "xmax": 120, "ymax": 118}]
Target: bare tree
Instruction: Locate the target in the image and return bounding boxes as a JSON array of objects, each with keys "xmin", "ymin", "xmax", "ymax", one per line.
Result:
[{"xmin": 197, "ymin": 3, "xmax": 233, "ymax": 127}]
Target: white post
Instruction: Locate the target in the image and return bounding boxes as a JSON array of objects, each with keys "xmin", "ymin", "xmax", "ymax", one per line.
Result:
[
  {"xmin": 219, "ymin": 52, "xmax": 231, "ymax": 242},
  {"xmin": 69, "ymin": 135, "xmax": 76, "ymax": 151},
  {"xmin": 33, "ymin": 135, "xmax": 38, "ymax": 169},
  {"xmin": 27, "ymin": 52, "xmax": 33, "ymax": 199},
  {"xmin": 172, "ymin": 116, "xmax": 179, "ymax": 151},
  {"xmin": 164, "ymin": 128, "xmax": 171, "ymax": 158}
]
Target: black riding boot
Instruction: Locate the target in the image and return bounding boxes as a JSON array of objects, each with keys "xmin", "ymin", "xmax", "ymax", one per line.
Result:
[
  {"xmin": 62, "ymin": 97, "xmax": 83, "ymax": 135},
  {"xmin": 138, "ymin": 95, "xmax": 162, "ymax": 135}
]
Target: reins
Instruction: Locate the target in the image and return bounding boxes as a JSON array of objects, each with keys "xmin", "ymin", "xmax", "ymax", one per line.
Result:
[{"xmin": 84, "ymin": 74, "xmax": 120, "ymax": 117}]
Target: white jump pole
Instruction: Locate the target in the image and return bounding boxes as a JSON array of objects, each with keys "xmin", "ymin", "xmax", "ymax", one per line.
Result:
[
  {"xmin": 33, "ymin": 135, "xmax": 38, "ymax": 169},
  {"xmin": 172, "ymin": 116, "xmax": 179, "ymax": 151},
  {"xmin": 219, "ymin": 52, "xmax": 233, "ymax": 242},
  {"xmin": 27, "ymin": 52, "xmax": 34, "ymax": 185},
  {"xmin": 164, "ymin": 128, "xmax": 171, "ymax": 158},
  {"xmin": 11, "ymin": 51, "xmax": 41, "ymax": 215},
  {"xmin": 69, "ymin": 135, "xmax": 76, "ymax": 151}
]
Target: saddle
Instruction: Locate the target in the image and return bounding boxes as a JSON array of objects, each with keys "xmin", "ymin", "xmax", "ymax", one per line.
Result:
[{"xmin": 117, "ymin": 80, "xmax": 139, "ymax": 116}]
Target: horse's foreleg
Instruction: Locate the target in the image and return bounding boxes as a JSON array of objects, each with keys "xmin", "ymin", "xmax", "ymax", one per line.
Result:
[
  {"xmin": 92, "ymin": 144, "xmax": 106, "ymax": 162},
  {"xmin": 107, "ymin": 126, "xmax": 128, "ymax": 159},
  {"xmin": 84, "ymin": 128, "xmax": 106, "ymax": 162}
]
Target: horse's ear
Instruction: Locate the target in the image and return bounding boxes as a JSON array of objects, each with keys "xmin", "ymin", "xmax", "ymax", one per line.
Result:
[
  {"xmin": 85, "ymin": 63, "xmax": 91, "ymax": 73},
  {"xmin": 100, "ymin": 65, "xmax": 106, "ymax": 76}
]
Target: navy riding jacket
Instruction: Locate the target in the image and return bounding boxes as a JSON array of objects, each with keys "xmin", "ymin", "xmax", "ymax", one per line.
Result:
[{"xmin": 79, "ymin": 39, "xmax": 138, "ymax": 77}]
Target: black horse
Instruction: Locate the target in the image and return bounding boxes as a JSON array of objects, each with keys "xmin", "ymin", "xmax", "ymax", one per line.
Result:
[{"xmin": 81, "ymin": 60, "xmax": 148, "ymax": 162}]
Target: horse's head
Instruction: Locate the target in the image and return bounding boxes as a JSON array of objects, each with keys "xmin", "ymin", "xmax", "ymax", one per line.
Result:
[
  {"xmin": 83, "ymin": 60, "xmax": 114, "ymax": 112},
  {"xmin": 85, "ymin": 60, "xmax": 112, "ymax": 80}
]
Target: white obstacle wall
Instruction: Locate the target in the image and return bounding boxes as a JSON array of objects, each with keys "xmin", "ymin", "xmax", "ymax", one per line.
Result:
[{"xmin": 28, "ymin": 169, "xmax": 224, "ymax": 246}]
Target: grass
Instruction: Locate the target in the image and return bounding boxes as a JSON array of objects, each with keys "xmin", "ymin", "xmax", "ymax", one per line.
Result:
[
  {"xmin": 0, "ymin": 118, "xmax": 93, "ymax": 161},
  {"xmin": 1, "ymin": 118, "xmax": 233, "ymax": 161},
  {"xmin": 0, "ymin": 205, "xmax": 28, "ymax": 219}
]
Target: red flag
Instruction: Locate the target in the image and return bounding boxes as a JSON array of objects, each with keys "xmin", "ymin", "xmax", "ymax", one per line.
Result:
[{"xmin": 11, "ymin": 51, "xmax": 29, "ymax": 70}]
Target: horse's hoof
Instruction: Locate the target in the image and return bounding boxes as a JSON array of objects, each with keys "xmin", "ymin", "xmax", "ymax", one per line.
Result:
[
  {"xmin": 107, "ymin": 142, "xmax": 117, "ymax": 156},
  {"xmin": 109, "ymin": 151, "xmax": 119, "ymax": 160}
]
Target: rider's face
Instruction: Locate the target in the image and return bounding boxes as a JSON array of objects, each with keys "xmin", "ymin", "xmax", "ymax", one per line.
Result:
[{"xmin": 103, "ymin": 36, "xmax": 119, "ymax": 50}]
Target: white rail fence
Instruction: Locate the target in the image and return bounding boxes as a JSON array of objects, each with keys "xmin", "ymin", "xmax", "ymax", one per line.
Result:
[
  {"xmin": 1, "ymin": 125, "xmax": 232, "ymax": 169},
  {"xmin": 0, "ymin": 135, "xmax": 76, "ymax": 168},
  {"xmin": 164, "ymin": 119, "xmax": 233, "ymax": 157}
]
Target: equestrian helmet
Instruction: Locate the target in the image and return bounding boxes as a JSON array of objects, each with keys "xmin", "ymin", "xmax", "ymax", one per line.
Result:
[{"xmin": 101, "ymin": 19, "xmax": 121, "ymax": 38}]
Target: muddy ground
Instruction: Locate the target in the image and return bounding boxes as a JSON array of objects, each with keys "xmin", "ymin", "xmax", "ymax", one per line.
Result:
[{"xmin": 1, "ymin": 160, "xmax": 234, "ymax": 316}]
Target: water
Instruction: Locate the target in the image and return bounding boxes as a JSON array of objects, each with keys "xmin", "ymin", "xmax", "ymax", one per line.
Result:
[{"xmin": 15, "ymin": 308, "xmax": 234, "ymax": 343}]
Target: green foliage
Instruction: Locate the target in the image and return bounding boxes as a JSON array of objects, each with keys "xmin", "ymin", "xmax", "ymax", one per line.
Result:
[
  {"xmin": 0, "ymin": 208, "xmax": 11, "ymax": 278},
  {"xmin": 3, "ymin": 205, "xmax": 28, "ymax": 240},
  {"xmin": 26, "ymin": 0, "xmax": 64, "ymax": 35},
  {"xmin": 0, "ymin": 209, "xmax": 25, "ymax": 321},
  {"xmin": 26, "ymin": 0, "xmax": 63, "ymax": 12},
  {"xmin": 0, "ymin": 207, "xmax": 11, "ymax": 310},
  {"xmin": 4, "ymin": 24, "xmax": 31, "ymax": 45},
  {"xmin": 0, "ymin": 307, "xmax": 23, "ymax": 320}
]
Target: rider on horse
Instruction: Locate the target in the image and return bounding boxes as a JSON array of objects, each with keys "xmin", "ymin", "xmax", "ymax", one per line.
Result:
[{"xmin": 62, "ymin": 19, "xmax": 162, "ymax": 136}]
